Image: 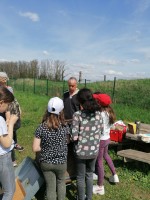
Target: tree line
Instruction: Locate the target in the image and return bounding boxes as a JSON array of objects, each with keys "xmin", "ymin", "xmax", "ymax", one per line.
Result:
[{"xmin": 0, "ymin": 59, "xmax": 67, "ymax": 81}]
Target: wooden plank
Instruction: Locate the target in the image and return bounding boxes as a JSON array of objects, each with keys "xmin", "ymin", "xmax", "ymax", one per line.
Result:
[
  {"xmin": 140, "ymin": 123, "xmax": 150, "ymax": 133},
  {"xmin": 117, "ymin": 149, "xmax": 150, "ymax": 164},
  {"xmin": 125, "ymin": 132, "xmax": 140, "ymax": 141},
  {"xmin": 125, "ymin": 132, "xmax": 141, "ymax": 141},
  {"xmin": 13, "ymin": 177, "xmax": 26, "ymax": 200}
]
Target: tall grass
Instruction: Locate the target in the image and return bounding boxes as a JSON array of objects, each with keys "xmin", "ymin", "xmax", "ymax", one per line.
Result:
[
  {"xmin": 9, "ymin": 78, "xmax": 150, "ymax": 111},
  {"xmin": 14, "ymin": 89, "xmax": 150, "ymax": 200}
]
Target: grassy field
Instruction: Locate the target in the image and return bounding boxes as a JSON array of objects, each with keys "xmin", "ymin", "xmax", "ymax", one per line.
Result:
[
  {"xmin": 13, "ymin": 78, "xmax": 150, "ymax": 200},
  {"xmin": 9, "ymin": 78, "xmax": 150, "ymax": 110}
]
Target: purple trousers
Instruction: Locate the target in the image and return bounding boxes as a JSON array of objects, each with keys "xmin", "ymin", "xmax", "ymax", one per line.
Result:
[{"xmin": 96, "ymin": 139, "xmax": 116, "ymax": 186}]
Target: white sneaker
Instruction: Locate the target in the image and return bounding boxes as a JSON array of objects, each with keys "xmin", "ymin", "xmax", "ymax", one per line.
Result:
[
  {"xmin": 93, "ymin": 185, "xmax": 105, "ymax": 195},
  {"xmin": 93, "ymin": 173, "xmax": 98, "ymax": 180},
  {"xmin": 13, "ymin": 161, "xmax": 17, "ymax": 167},
  {"xmin": 109, "ymin": 174, "xmax": 119, "ymax": 183}
]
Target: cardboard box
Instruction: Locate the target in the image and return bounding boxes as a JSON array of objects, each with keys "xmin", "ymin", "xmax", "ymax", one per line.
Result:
[
  {"xmin": 128, "ymin": 123, "xmax": 137, "ymax": 134},
  {"xmin": 110, "ymin": 130, "xmax": 126, "ymax": 142},
  {"xmin": 14, "ymin": 157, "xmax": 45, "ymax": 200},
  {"xmin": 13, "ymin": 178, "xmax": 26, "ymax": 200}
]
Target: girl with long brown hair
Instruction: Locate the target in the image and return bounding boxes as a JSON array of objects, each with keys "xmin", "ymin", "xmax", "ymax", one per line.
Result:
[{"xmin": 32, "ymin": 97, "xmax": 70, "ymax": 200}]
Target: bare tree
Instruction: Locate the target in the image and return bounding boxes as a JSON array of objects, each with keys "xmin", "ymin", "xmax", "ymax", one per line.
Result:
[{"xmin": 0, "ymin": 59, "xmax": 67, "ymax": 80}]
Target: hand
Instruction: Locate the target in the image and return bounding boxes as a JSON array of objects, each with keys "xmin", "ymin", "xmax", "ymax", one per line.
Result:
[
  {"xmin": 9, "ymin": 114, "xmax": 18, "ymax": 125},
  {"xmin": 6, "ymin": 119, "xmax": 10, "ymax": 126}
]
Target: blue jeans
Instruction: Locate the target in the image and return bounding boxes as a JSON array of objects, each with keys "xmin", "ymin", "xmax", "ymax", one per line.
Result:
[
  {"xmin": 76, "ymin": 158, "xmax": 96, "ymax": 200},
  {"xmin": 40, "ymin": 162, "xmax": 67, "ymax": 200},
  {"xmin": 0, "ymin": 151, "xmax": 15, "ymax": 200}
]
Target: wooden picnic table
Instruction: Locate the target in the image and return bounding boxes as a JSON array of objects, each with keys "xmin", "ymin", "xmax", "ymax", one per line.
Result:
[
  {"xmin": 117, "ymin": 123, "xmax": 150, "ymax": 164},
  {"xmin": 126, "ymin": 122, "xmax": 150, "ymax": 139},
  {"xmin": 125, "ymin": 132, "xmax": 150, "ymax": 142},
  {"xmin": 117, "ymin": 149, "xmax": 150, "ymax": 164},
  {"xmin": 125, "ymin": 123, "xmax": 150, "ymax": 150}
]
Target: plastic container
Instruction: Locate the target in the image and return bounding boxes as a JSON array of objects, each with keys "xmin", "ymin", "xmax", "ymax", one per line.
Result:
[{"xmin": 110, "ymin": 130, "xmax": 126, "ymax": 142}]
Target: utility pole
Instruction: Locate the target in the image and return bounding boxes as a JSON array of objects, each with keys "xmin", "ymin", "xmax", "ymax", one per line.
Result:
[{"xmin": 79, "ymin": 71, "xmax": 82, "ymax": 83}]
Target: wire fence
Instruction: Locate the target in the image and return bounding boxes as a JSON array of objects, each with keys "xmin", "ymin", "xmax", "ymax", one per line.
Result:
[
  {"xmin": 8, "ymin": 78, "xmax": 150, "ymax": 109},
  {"xmin": 8, "ymin": 78, "xmax": 116, "ymax": 98}
]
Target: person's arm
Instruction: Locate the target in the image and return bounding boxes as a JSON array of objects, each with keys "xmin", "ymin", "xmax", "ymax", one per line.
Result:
[
  {"xmin": 5, "ymin": 111, "xmax": 11, "ymax": 125},
  {"xmin": 67, "ymin": 134, "xmax": 70, "ymax": 144},
  {"xmin": 32, "ymin": 137, "xmax": 41, "ymax": 152},
  {"xmin": 65, "ymin": 124, "xmax": 71, "ymax": 144},
  {"xmin": 0, "ymin": 114, "xmax": 18, "ymax": 148},
  {"xmin": 70, "ymin": 112, "xmax": 80, "ymax": 141}
]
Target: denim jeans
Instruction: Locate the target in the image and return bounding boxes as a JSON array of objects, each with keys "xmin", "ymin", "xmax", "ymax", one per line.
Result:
[
  {"xmin": 40, "ymin": 162, "xmax": 67, "ymax": 200},
  {"xmin": 76, "ymin": 158, "xmax": 96, "ymax": 200},
  {"xmin": 0, "ymin": 151, "xmax": 15, "ymax": 200}
]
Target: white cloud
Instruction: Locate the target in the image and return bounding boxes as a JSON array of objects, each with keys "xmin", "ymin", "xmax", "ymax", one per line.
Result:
[
  {"xmin": 58, "ymin": 10, "xmax": 68, "ymax": 17},
  {"xmin": 128, "ymin": 59, "xmax": 140, "ymax": 63},
  {"xmin": 0, "ymin": 59, "xmax": 7, "ymax": 62},
  {"xmin": 19, "ymin": 11, "xmax": 39, "ymax": 22},
  {"xmin": 72, "ymin": 63, "xmax": 95, "ymax": 70},
  {"xmin": 104, "ymin": 69, "xmax": 123, "ymax": 76},
  {"xmin": 43, "ymin": 50, "xmax": 49, "ymax": 55},
  {"xmin": 96, "ymin": 58, "xmax": 140, "ymax": 66},
  {"xmin": 98, "ymin": 59, "xmax": 120, "ymax": 66},
  {"xmin": 136, "ymin": 47, "xmax": 150, "ymax": 59},
  {"xmin": 135, "ymin": 0, "xmax": 150, "ymax": 13}
]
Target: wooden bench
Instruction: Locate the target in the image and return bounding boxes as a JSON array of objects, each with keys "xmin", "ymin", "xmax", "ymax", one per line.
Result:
[{"xmin": 117, "ymin": 149, "xmax": 150, "ymax": 164}]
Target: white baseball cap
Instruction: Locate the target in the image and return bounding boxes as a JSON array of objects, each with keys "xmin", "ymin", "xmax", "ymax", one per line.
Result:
[{"xmin": 48, "ymin": 97, "xmax": 64, "ymax": 115}]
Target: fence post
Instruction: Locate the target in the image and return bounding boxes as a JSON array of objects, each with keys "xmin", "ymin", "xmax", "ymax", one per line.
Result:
[
  {"xmin": 34, "ymin": 77, "xmax": 35, "ymax": 94},
  {"xmin": 23, "ymin": 78, "xmax": 25, "ymax": 92},
  {"xmin": 112, "ymin": 77, "xmax": 116, "ymax": 102},
  {"xmin": 104, "ymin": 75, "xmax": 106, "ymax": 81},
  {"xmin": 85, "ymin": 79, "xmax": 87, "ymax": 87},
  {"xmin": 13, "ymin": 79, "xmax": 16, "ymax": 90},
  {"xmin": 63, "ymin": 80, "xmax": 65, "ymax": 94},
  {"xmin": 46, "ymin": 79, "xmax": 48, "ymax": 96}
]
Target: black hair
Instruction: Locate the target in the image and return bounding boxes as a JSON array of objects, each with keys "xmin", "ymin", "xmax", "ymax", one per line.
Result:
[{"xmin": 77, "ymin": 88, "xmax": 99, "ymax": 112}]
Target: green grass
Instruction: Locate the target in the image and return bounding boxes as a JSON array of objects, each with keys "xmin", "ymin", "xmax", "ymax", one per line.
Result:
[
  {"xmin": 14, "ymin": 90, "xmax": 150, "ymax": 200},
  {"xmin": 9, "ymin": 78, "xmax": 150, "ymax": 108}
]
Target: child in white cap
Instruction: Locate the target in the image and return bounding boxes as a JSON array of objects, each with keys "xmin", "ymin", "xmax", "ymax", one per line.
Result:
[{"xmin": 33, "ymin": 97, "xmax": 70, "ymax": 200}]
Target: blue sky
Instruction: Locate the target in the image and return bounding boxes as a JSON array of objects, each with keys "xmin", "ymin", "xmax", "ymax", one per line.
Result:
[{"xmin": 0, "ymin": 0, "xmax": 150, "ymax": 81}]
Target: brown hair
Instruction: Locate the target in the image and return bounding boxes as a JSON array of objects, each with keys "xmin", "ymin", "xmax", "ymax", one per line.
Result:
[
  {"xmin": 0, "ymin": 86, "xmax": 14, "ymax": 103},
  {"xmin": 101, "ymin": 106, "xmax": 116, "ymax": 124},
  {"xmin": 42, "ymin": 110, "xmax": 66, "ymax": 130}
]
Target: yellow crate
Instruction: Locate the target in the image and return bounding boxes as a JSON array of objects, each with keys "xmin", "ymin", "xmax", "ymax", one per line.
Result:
[{"xmin": 128, "ymin": 123, "xmax": 137, "ymax": 134}]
